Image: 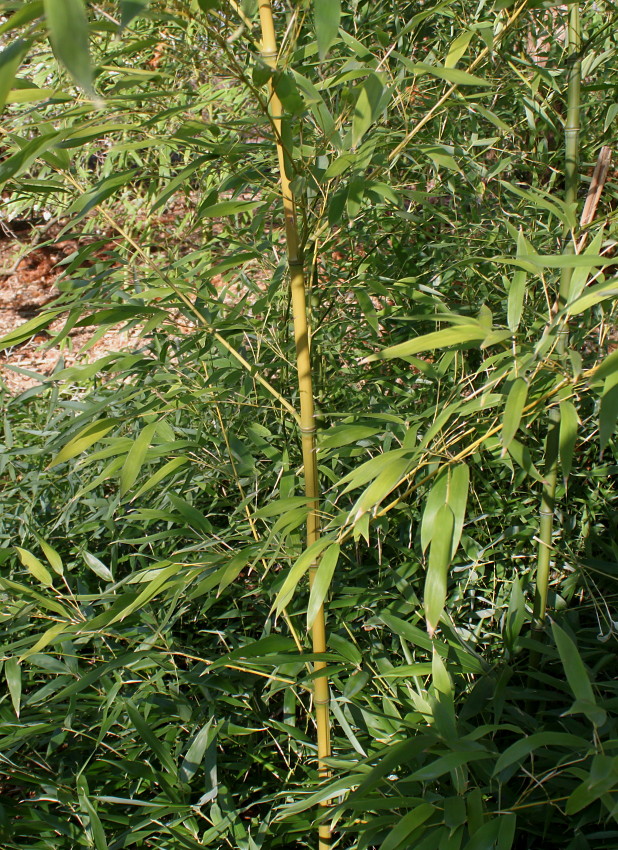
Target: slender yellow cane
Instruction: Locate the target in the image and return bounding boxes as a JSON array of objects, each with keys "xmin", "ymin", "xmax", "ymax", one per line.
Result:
[{"xmin": 257, "ymin": 2, "xmax": 331, "ymax": 847}]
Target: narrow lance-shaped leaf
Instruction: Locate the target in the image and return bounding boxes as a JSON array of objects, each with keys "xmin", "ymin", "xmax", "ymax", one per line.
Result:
[
  {"xmin": 83, "ymin": 551, "xmax": 113, "ymax": 583},
  {"xmin": 421, "ymin": 468, "xmax": 448, "ymax": 553},
  {"xmin": 44, "ymin": 0, "xmax": 94, "ymax": 95},
  {"xmin": 120, "ymin": 0, "xmax": 150, "ymax": 29},
  {"xmin": 551, "ymin": 621, "xmax": 606, "ymax": 727},
  {"xmin": 352, "ymin": 73, "xmax": 385, "ymax": 148},
  {"xmin": 34, "ymin": 533, "xmax": 64, "ymax": 576},
  {"xmin": 307, "ymin": 543, "xmax": 340, "ymax": 629},
  {"xmin": 5, "ymin": 657, "xmax": 21, "ymax": 717},
  {"xmin": 275, "ymin": 537, "xmax": 333, "ymax": 615},
  {"xmin": 132, "ymin": 456, "xmax": 189, "ymax": 501},
  {"xmin": 120, "ymin": 421, "xmax": 158, "ymax": 496},
  {"xmin": 507, "ymin": 270, "xmax": 526, "ymax": 332},
  {"xmin": 599, "ymin": 373, "xmax": 618, "ymax": 452},
  {"xmin": 447, "ymin": 463, "xmax": 469, "ymax": 558},
  {"xmin": 444, "ymin": 30, "xmax": 472, "ymax": 68},
  {"xmin": 501, "ymin": 377, "xmax": 528, "ymax": 455},
  {"xmin": 504, "ymin": 577, "xmax": 525, "ymax": 651},
  {"xmin": 559, "ymin": 400, "xmax": 579, "ymax": 484},
  {"xmin": 15, "ymin": 546, "xmax": 53, "ymax": 586},
  {"xmin": 365, "ymin": 323, "xmax": 485, "ymax": 362},
  {"xmin": 424, "ymin": 504, "xmax": 454, "ymax": 637},
  {"xmin": 314, "ymin": 0, "xmax": 340, "ymax": 61},
  {"xmin": 49, "ymin": 419, "xmax": 119, "ymax": 468},
  {"xmin": 0, "ymin": 38, "xmax": 29, "ymax": 113}
]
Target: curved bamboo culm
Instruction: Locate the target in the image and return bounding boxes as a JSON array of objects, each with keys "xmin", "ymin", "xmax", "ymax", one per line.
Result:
[
  {"xmin": 257, "ymin": 2, "xmax": 332, "ymax": 847},
  {"xmin": 533, "ymin": 2, "xmax": 581, "ymax": 627}
]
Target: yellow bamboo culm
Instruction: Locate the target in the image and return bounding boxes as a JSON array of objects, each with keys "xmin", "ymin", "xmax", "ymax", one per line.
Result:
[{"xmin": 257, "ymin": 2, "xmax": 332, "ymax": 847}]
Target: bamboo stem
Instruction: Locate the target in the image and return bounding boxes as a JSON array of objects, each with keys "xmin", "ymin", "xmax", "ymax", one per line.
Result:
[
  {"xmin": 257, "ymin": 3, "xmax": 331, "ymax": 847},
  {"xmin": 533, "ymin": 2, "xmax": 581, "ymax": 628}
]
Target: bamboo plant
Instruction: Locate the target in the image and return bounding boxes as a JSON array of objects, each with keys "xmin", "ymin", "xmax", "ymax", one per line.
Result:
[
  {"xmin": 257, "ymin": 2, "xmax": 332, "ymax": 846},
  {"xmin": 533, "ymin": 2, "xmax": 581, "ymax": 627}
]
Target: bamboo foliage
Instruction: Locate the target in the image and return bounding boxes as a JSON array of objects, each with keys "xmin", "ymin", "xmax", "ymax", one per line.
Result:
[{"xmin": 257, "ymin": 2, "xmax": 331, "ymax": 846}]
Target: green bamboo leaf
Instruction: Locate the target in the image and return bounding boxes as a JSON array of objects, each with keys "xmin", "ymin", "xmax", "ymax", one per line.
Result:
[
  {"xmin": 5, "ymin": 657, "xmax": 21, "ymax": 717},
  {"xmin": 421, "ymin": 468, "xmax": 448, "ymax": 554},
  {"xmin": 0, "ymin": 132, "xmax": 62, "ymax": 184},
  {"xmin": 565, "ymin": 278, "xmax": 618, "ymax": 315},
  {"xmin": 448, "ymin": 463, "xmax": 469, "ymax": 558},
  {"xmin": 566, "ymin": 755, "xmax": 618, "ymax": 815},
  {"xmin": 66, "ymin": 170, "xmax": 139, "ymax": 218},
  {"xmin": 504, "ymin": 577, "xmax": 525, "ymax": 651},
  {"xmin": 307, "ymin": 543, "xmax": 340, "ymax": 629},
  {"xmin": 21, "ymin": 622, "xmax": 68, "ymax": 660},
  {"xmin": 108, "ymin": 565, "xmax": 180, "ymax": 624},
  {"xmin": 275, "ymin": 537, "xmax": 333, "ymax": 614},
  {"xmin": 132, "ymin": 456, "xmax": 188, "ymax": 501},
  {"xmin": 352, "ymin": 73, "xmax": 385, "ymax": 147},
  {"xmin": 79, "ymin": 793, "xmax": 108, "ymax": 850},
  {"xmin": 0, "ymin": 310, "xmax": 60, "ymax": 350},
  {"xmin": 33, "ymin": 534, "xmax": 64, "ymax": 576},
  {"xmin": 412, "ymin": 750, "xmax": 492, "ymax": 781},
  {"xmin": 44, "ymin": 0, "xmax": 94, "ymax": 95},
  {"xmin": 599, "ymin": 375, "xmax": 618, "ymax": 452},
  {"xmin": 493, "ymin": 732, "xmax": 590, "ymax": 775},
  {"xmin": 507, "ymin": 270, "xmax": 526, "ymax": 332},
  {"xmin": 49, "ymin": 419, "xmax": 119, "ymax": 467},
  {"xmin": 0, "ymin": 38, "xmax": 29, "ymax": 113},
  {"xmin": 197, "ymin": 199, "xmax": 261, "ymax": 217},
  {"xmin": 120, "ymin": 0, "xmax": 150, "ymax": 29},
  {"xmin": 120, "ymin": 422, "xmax": 158, "ymax": 496},
  {"xmin": 552, "ymin": 621, "xmax": 605, "ymax": 726},
  {"xmin": 83, "ymin": 551, "xmax": 113, "ymax": 583},
  {"xmin": 319, "ymin": 424, "xmax": 380, "ymax": 449},
  {"xmin": 501, "ymin": 377, "xmax": 528, "ymax": 454},
  {"xmin": 350, "ymin": 454, "xmax": 413, "ymax": 520},
  {"xmin": 444, "ymin": 30, "xmax": 472, "ymax": 68},
  {"xmin": 559, "ymin": 400, "xmax": 579, "ymax": 483},
  {"xmin": 567, "ymin": 229, "xmax": 604, "ymax": 302},
  {"xmin": 379, "ymin": 803, "xmax": 434, "ymax": 850},
  {"xmin": 0, "ymin": 2, "xmax": 44, "ymax": 36},
  {"xmin": 411, "ymin": 62, "xmax": 494, "ymax": 87},
  {"xmin": 124, "ymin": 699, "xmax": 178, "ymax": 777},
  {"xmin": 15, "ymin": 546, "xmax": 53, "ymax": 586},
  {"xmin": 180, "ymin": 718, "xmax": 217, "ymax": 784},
  {"xmin": 506, "ymin": 438, "xmax": 544, "ymax": 482},
  {"xmin": 366, "ymin": 324, "xmax": 485, "ymax": 361},
  {"xmin": 591, "ymin": 349, "xmax": 618, "ymax": 384},
  {"xmin": 424, "ymin": 503, "xmax": 454, "ymax": 637},
  {"xmin": 314, "ymin": 0, "xmax": 340, "ymax": 61}
]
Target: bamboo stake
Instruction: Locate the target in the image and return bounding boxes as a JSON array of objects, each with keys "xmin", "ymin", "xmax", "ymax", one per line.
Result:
[
  {"xmin": 256, "ymin": 3, "xmax": 331, "ymax": 847},
  {"xmin": 533, "ymin": 2, "xmax": 581, "ymax": 627}
]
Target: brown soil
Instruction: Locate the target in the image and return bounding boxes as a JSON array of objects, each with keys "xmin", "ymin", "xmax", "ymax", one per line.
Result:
[{"xmin": 0, "ymin": 220, "xmax": 148, "ymax": 396}]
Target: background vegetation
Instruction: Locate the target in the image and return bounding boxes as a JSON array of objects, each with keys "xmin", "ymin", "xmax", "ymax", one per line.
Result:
[{"xmin": 0, "ymin": 0, "xmax": 617, "ymax": 848}]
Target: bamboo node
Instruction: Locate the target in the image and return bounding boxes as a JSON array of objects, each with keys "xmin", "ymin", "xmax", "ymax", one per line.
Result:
[{"xmin": 299, "ymin": 424, "xmax": 316, "ymax": 434}]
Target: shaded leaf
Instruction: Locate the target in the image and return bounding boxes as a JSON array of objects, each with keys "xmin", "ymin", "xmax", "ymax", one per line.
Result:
[
  {"xmin": 424, "ymin": 504, "xmax": 454, "ymax": 637},
  {"xmin": 44, "ymin": 0, "xmax": 94, "ymax": 94}
]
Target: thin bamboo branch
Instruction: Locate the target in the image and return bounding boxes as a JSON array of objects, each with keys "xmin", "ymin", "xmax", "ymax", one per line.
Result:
[
  {"xmin": 256, "ymin": 3, "xmax": 331, "ymax": 847},
  {"xmin": 388, "ymin": 0, "xmax": 529, "ymax": 163}
]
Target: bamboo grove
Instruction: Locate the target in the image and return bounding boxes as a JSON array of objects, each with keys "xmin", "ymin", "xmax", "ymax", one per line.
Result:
[{"xmin": 0, "ymin": 1, "xmax": 617, "ymax": 848}]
